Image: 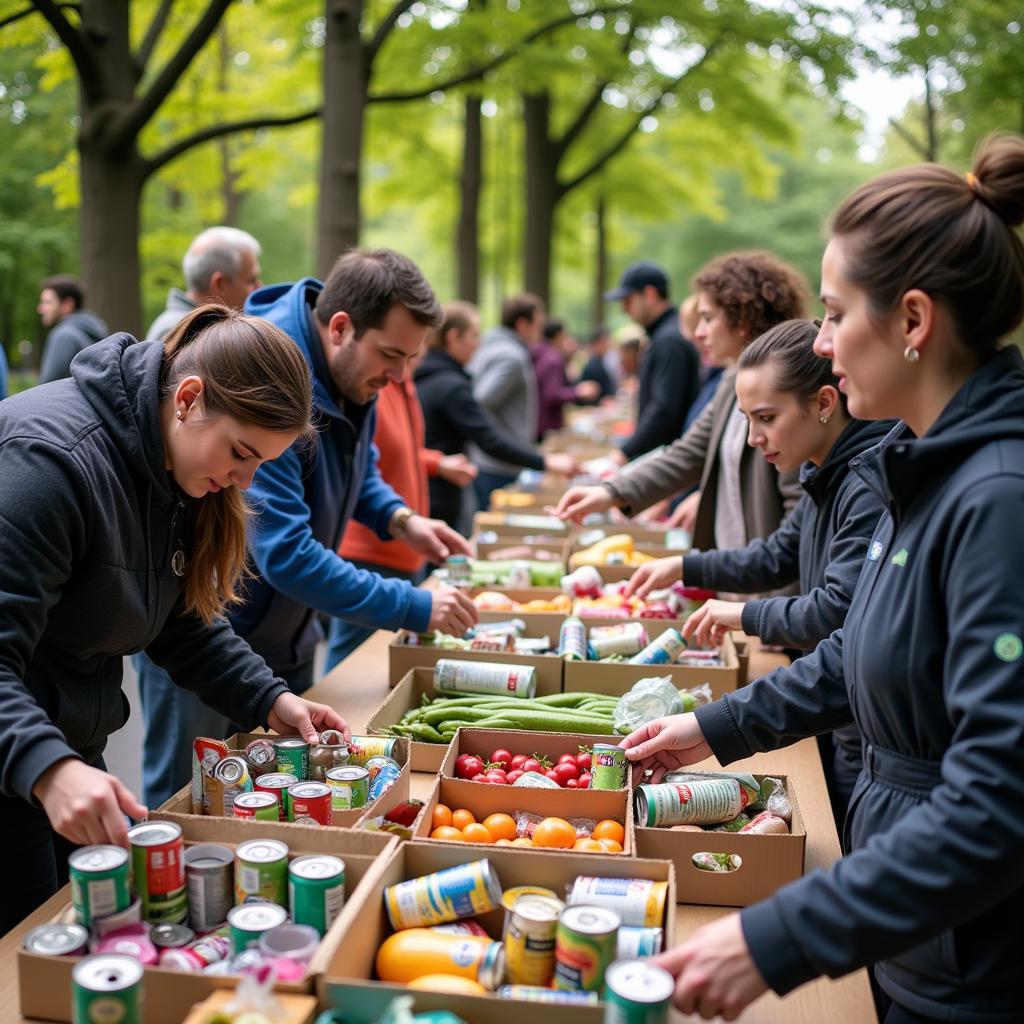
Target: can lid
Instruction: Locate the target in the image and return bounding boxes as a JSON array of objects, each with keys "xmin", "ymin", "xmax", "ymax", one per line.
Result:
[
  {"xmin": 236, "ymin": 839, "xmax": 289, "ymax": 862},
  {"xmin": 151, "ymin": 922, "xmax": 195, "ymax": 948},
  {"xmin": 274, "ymin": 738, "xmax": 309, "ymax": 750},
  {"xmin": 288, "ymin": 782, "xmax": 331, "ymax": 798},
  {"xmin": 255, "ymin": 772, "xmax": 298, "ymax": 787},
  {"xmin": 234, "ymin": 792, "xmax": 278, "ymax": 808},
  {"xmin": 559, "ymin": 904, "xmax": 621, "ymax": 934},
  {"xmin": 214, "ymin": 755, "xmax": 249, "ymax": 784},
  {"xmin": 23, "ymin": 923, "xmax": 88, "ymax": 955},
  {"xmin": 478, "ymin": 940, "xmax": 506, "ymax": 991},
  {"xmin": 126, "ymin": 821, "xmax": 181, "ymax": 846},
  {"xmin": 634, "ymin": 786, "xmax": 654, "ymax": 827},
  {"xmin": 289, "ymin": 855, "xmax": 345, "ymax": 881},
  {"xmin": 184, "ymin": 843, "xmax": 234, "ymax": 867},
  {"xmin": 326, "ymin": 766, "xmax": 369, "ymax": 782},
  {"xmin": 605, "ymin": 958, "xmax": 675, "ymax": 1003},
  {"xmin": 69, "ymin": 844, "xmax": 128, "ymax": 873},
  {"xmin": 511, "ymin": 895, "xmax": 564, "ymax": 923},
  {"xmin": 72, "ymin": 954, "xmax": 144, "ymax": 991},
  {"xmin": 227, "ymin": 903, "xmax": 289, "ymax": 930}
]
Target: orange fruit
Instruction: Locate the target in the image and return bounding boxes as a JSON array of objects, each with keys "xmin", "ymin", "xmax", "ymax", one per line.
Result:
[
  {"xmin": 494, "ymin": 838, "xmax": 514, "ymax": 846},
  {"xmin": 596, "ymin": 837, "xmax": 623, "ymax": 853},
  {"xmin": 452, "ymin": 808, "xmax": 476, "ymax": 831},
  {"xmin": 511, "ymin": 837, "xmax": 534, "ymax": 847},
  {"xmin": 431, "ymin": 804, "xmax": 453, "ymax": 830},
  {"xmin": 532, "ymin": 817, "xmax": 577, "ymax": 850},
  {"xmin": 482, "ymin": 813, "xmax": 517, "ymax": 842},
  {"xmin": 572, "ymin": 837, "xmax": 603, "ymax": 852},
  {"xmin": 462, "ymin": 822, "xmax": 495, "ymax": 844},
  {"xmin": 430, "ymin": 825, "xmax": 464, "ymax": 841},
  {"xmin": 408, "ymin": 975, "xmax": 487, "ymax": 994},
  {"xmin": 592, "ymin": 820, "xmax": 625, "ymax": 845}
]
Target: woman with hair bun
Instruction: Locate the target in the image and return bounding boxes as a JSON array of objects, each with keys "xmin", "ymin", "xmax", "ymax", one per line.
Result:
[
  {"xmin": 0, "ymin": 305, "xmax": 349, "ymax": 933},
  {"xmin": 623, "ymin": 134, "xmax": 1024, "ymax": 1023}
]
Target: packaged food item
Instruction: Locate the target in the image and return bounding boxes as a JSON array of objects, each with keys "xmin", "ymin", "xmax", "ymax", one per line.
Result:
[
  {"xmin": 72, "ymin": 954, "xmax": 143, "ymax": 1024},
  {"xmin": 212, "ymin": 755, "xmax": 254, "ymax": 815},
  {"xmin": 288, "ymin": 781, "xmax": 333, "ymax": 825},
  {"xmin": 567, "ymin": 877, "xmax": 667, "ymax": 929},
  {"xmin": 512, "ymin": 771, "xmax": 561, "ymax": 789},
  {"xmin": 692, "ymin": 852, "xmax": 741, "ymax": 872},
  {"xmin": 432, "ymin": 920, "xmax": 491, "ymax": 938},
  {"xmin": 635, "ymin": 780, "xmax": 752, "ymax": 828},
  {"xmin": 274, "ymin": 738, "xmax": 310, "ymax": 780},
  {"xmin": 158, "ymin": 933, "xmax": 231, "ymax": 972},
  {"xmin": 192, "ymin": 737, "xmax": 229, "ymax": 814},
  {"xmin": 227, "ymin": 902, "xmax": 288, "ymax": 953},
  {"xmin": 23, "ymin": 923, "xmax": 89, "ymax": 957},
  {"xmin": 433, "ymin": 659, "xmax": 537, "ymax": 699},
  {"xmin": 127, "ymin": 821, "xmax": 186, "ymax": 924},
  {"xmin": 603, "ymin": 958, "xmax": 675, "ymax": 1023},
  {"xmin": 384, "ymin": 859, "xmax": 503, "ymax": 930},
  {"xmin": 376, "ymin": 929, "xmax": 505, "ymax": 989},
  {"xmin": 184, "ymin": 843, "xmax": 233, "ymax": 932},
  {"xmin": 588, "ymin": 623, "xmax": 648, "ymax": 659},
  {"xmin": 243, "ymin": 738, "xmax": 277, "ymax": 776},
  {"xmin": 289, "ymin": 855, "xmax": 346, "ymax": 936},
  {"xmin": 365, "ymin": 755, "xmax": 403, "ymax": 803},
  {"xmin": 308, "ymin": 737, "xmax": 350, "ymax": 781},
  {"xmin": 504, "ymin": 894, "xmax": 563, "ymax": 986},
  {"xmin": 254, "ymin": 771, "xmax": 298, "ymax": 820},
  {"xmin": 561, "ymin": 565, "xmax": 604, "ymax": 598},
  {"xmin": 232, "ymin": 791, "xmax": 279, "ymax": 821},
  {"xmin": 347, "ymin": 735, "xmax": 401, "ymax": 766},
  {"xmin": 558, "ymin": 616, "xmax": 588, "ymax": 661},
  {"xmin": 150, "ymin": 922, "xmax": 194, "ymax": 950},
  {"xmin": 590, "ymin": 743, "xmax": 628, "ymax": 790},
  {"xmin": 496, "ymin": 985, "xmax": 599, "ymax": 1004},
  {"xmin": 629, "ymin": 629, "xmax": 686, "ymax": 667},
  {"xmin": 258, "ymin": 922, "xmax": 319, "ymax": 964},
  {"xmin": 234, "ymin": 838, "xmax": 289, "ymax": 906},
  {"xmin": 616, "ymin": 926, "xmax": 663, "ymax": 958},
  {"xmin": 69, "ymin": 846, "xmax": 131, "ymax": 926},
  {"xmin": 326, "ymin": 765, "xmax": 370, "ymax": 811},
  {"xmin": 553, "ymin": 905, "xmax": 619, "ymax": 992},
  {"xmin": 739, "ymin": 811, "xmax": 790, "ymax": 835}
]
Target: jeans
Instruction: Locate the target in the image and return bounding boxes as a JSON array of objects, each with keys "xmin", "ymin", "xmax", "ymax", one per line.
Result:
[
  {"xmin": 473, "ymin": 470, "xmax": 517, "ymax": 511},
  {"xmin": 323, "ymin": 561, "xmax": 426, "ymax": 674},
  {"xmin": 136, "ymin": 653, "xmax": 315, "ymax": 810}
]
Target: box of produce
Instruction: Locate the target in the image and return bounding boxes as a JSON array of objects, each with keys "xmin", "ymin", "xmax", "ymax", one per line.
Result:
[
  {"xmin": 318, "ymin": 842, "xmax": 676, "ymax": 1024},
  {"xmin": 388, "ymin": 622, "xmax": 565, "ymax": 694},
  {"xmin": 472, "ymin": 512, "xmax": 570, "ymax": 536},
  {"xmin": 366, "ymin": 668, "xmax": 622, "ymax": 773},
  {"xmin": 154, "ymin": 732, "xmax": 409, "ymax": 830},
  {"xmin": 461, "ymin": 556, "xmax": 567, "ymax": 589},
  {"xmin": 17, "ymin": 819, "xmax": 396, "ymax": 1023},
  {"xmin": 473, "ymin": 531, "xmax": 570, "ymax": 563},
  {"xmin": 567, "ymin": 533, "xmax": 684, "ymax": 584},
  {"xmin": 491, "ymin": 487, "xmax": 568, "ymax": 511},
  {"xmin": 634, "ymin": 771, "xmax": 806, "ymax": 907},
  {"xmin": 471, "ymin": 588, "xmax": 572, "ymax": 614}
]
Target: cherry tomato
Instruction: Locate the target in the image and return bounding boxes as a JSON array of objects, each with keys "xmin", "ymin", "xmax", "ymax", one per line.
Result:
[
  {"xmin": 577, "ymin": 772, "xmax": 592, "ymax": 788},
  {"xmin": 484, "ymin": 769, "xmax": 508, "ymax": 785},
  {"xmin": 575, "ymin": 751, "xmax": 592, "ymax": 771},
  {"xmin": 553, "ymin": 762, "xmax": 579, "ymax": 784},
  {"xmin": 490, "ymin": 749, "xmax": 513, "ymax": 770},
  {"xmin": 458, "ymin": 755, "xmax": 484, "ymax": 780},
  {"xmin": 522, "ymin": 758, "xmax": 542, "ymax": 775},
  {"xmin": 545, "ymin": 769, "xmax": 561, "ymax": 785},
  {"xmin": 557, "ymin": 754, "xmax": 578, "ymax": 766},
  {"xmin": 455, "ymin": 753, "xmax": 470, "ymax": 770},
  {"xmin": 509, "ymin": 754, "xmax": 529, "ymax": 770},
  {"xmin": 564, "ymin": 778, "xmax": 580, "ymax": 789},
  {"xmin": 506, "ymin": 769, "xmax": 524, "ymax": 785},
  {"xmin": 471, "ymin": 772, "xmax": 487, "ymax": 783}
]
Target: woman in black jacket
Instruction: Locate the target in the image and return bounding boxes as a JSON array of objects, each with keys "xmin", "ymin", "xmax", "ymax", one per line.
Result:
[
  {"xmin": 0, "ymin": 305, "xmax": 349, "ymax": 932},
  {"xmin": 415, "ymin": 301, "xmax": 576, "ymax": 530},
  {"xmin": 622, "ymin": 134, "xmax": 1024, "ymax": 1023}
]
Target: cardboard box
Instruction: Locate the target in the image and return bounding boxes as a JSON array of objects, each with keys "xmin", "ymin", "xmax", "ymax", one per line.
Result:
[
  {"xmin": 564, "ymin": 631, "xmax": 743, "ymax": 700},
  {"xmin": 473, "ymin": 533, "xmax": 569, "ymax": 562},
  {"xmin": 634, "ymin": 775, "xmax": 806, "ymax": 907},
  {"xmin": 567, "ymin": 547, "xmax": 682, "ymax": 583},
  {"xmin": 491, "ymin": 487, "xmax": 567, "ymax": 511},
  {"xmin": 472, "ymin": 512, "xmax": 570, "ymax": 536},
  {"xmin": 318, "ymin": 841, "xmax": 676, "ymax": 1024},
  {"xmin": 416, "ymin": 775, "xmax": 634, "ymax": 854},
  {"xmin": 479, "ymin": 607, "xmax": 691, "ymax": 636},
  {"xmin": 153, "ymin": 732, "xmax": 410, "ymax": 830},
  {"xmin": 387, "ymin": 630, "xmax": 564, "ymax": 694},
  {"xmin": 17, "ymin": 821, "xmax": 397, "ymax": 1024},
  {"xmin": 470, "ymin": 586, "xmax": 569, "ymax": 612}
]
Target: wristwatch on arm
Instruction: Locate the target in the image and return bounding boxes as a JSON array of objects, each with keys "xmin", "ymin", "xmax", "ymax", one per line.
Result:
[{"xmin": 388, "ymin": 506, "xmax": 415, "ymax": 538}]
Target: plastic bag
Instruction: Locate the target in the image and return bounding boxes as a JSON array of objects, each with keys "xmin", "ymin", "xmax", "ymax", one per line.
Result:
[
  {"xmin": 760, "ymin": 777, "xmax": 793, "ymax": 823},
  {"xmin": 678, "ymin": 682, "xmax": 713, "ymax": 712},
  {"xmin": 613, "ymin": 676, "xmax": 684, "ymax": 734},
  {"xmin": 514, "ymin": 811, "xmax": 596, "ymax": 840}
]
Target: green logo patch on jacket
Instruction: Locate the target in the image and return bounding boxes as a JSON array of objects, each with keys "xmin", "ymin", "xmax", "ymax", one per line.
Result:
[
  {"xmin": 994, "ymin": 633, "xmax": 1023, "ymax": 663},
  {"xmin": 891, "ymin": 548, "xmax": 909, "ymax": 567}
]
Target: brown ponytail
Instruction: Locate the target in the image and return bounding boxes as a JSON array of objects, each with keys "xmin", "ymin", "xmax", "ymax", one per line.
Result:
[{"xmin": 160, "ymin": 304, "xmax": 314, "ymax": 624}]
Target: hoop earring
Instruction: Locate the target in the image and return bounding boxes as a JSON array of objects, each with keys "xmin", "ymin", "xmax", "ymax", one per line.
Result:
[{"xmin": 904, "ymin": 346, "xmax": 920, "ymax": 364}]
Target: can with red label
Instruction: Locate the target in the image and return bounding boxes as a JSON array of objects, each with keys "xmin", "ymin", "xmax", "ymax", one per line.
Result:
[
  {"xmin": 127, "ymin": 821, "xmax": 186, "ymax": 924},
  {"xmin": 254, "ymin": 772, "xmax": 298, "ymax": 820},
  {"xmin": 288, "ymin": 781, "xmax": 332, "ymax": 825}
]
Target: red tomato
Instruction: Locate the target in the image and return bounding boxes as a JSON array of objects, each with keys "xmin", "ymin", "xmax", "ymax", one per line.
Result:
[
  {"xmin": 553, "ymin": 762, "xmax": 579, "ymax": 784},
  {"xmin": 506, "ymin": 769, "xmax": 524, "ymax": 785},
  {"xmin": 490, "ymin": 749, "xmax": 513, "ymax": 770},
  {"xmin": 471, "ymin": 772, "xmax": 487, "ymax": 782},
  {"xmin": 544, "ymin": 769, "xmax": 561, "ymax": 785},
  {"xmin": 484, "ymin": 769, "xmax": 508, "ymax": 785},
  {"xmin": 564, "ymin": 778, "xmax": 580, "ymax": 789},
  {"xmin": 457, "ymin": 755, "xmax": 485, "ymax": 780},
  {"xmin": 509, "ymin": 754, "xmax": 529, "ymax": 770},
  {"xmin": 577, "ymin": 772, "xmax": 592, "ymax": 788},
  {"xmin": 522, "ymin": 758, "xmax": 542, "ymax": 775},
  {"xmin": 575, "ymin": 751, "xmax": 592, "ymax": 771},
  {"xmin": 557, "ymin": 754, "xmax": 578, "ymax": 766}
]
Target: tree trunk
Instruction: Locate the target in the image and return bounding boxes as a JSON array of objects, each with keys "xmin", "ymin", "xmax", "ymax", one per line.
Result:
[
  {"xmin": 456, "ymin": 94, "xmax": 483, "ymax": 303},
  {"xmin": 317, "ymin": 0, "xmax": 367, "ymax": 276},
  {"xmin": 923, "ymin": 64, "xmax": 938, "ymax": 163},
  {"xmin": 522, "ymin": 91, "xmax": 559, "ymax": 304},
  {"xmin": 592, "ymin": 192, "xmax": 607, "ymax": 330}
]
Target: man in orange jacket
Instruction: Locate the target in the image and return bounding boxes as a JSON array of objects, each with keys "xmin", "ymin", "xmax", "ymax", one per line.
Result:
[{"xmin": 326, "ymin": 375, "xmax": 477, "ymax": 669}]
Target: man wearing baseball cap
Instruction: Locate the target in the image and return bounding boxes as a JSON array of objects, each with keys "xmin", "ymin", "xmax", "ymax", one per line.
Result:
[{"xmin": 605, "ymin": 260, "xmax": 700, "ymax": 463}]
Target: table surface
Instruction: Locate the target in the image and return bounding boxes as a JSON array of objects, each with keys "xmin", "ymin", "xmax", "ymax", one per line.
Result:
[{"xmin": 1, "ymin": 632, "xmax": 877, "ymax": 1023}]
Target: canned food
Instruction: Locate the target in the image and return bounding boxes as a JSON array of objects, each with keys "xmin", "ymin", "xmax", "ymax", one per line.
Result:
[
  {"xmin": 617, "ymin": 927, "xmax": 663, "ymax": 958},
  {"xmin": 289, "ymin": 855, "xmax": 346, "ymax": 936},
  {"xmin": 469, "ymin": 634, "xmax": 516, "ymax": 652},
  {"xmin": 293, "ymin": 816, "xmax": 320, "ymax": 826},
  {"xmin": 69, "ymin": 845, "xmax": 131, "ymax": 926},
  {"xmin": 505, "ymin": 894, "xmax": 563, "ymax": 986},
  {"xmin": 233, "ymin": 791, "xmax": 280, "ymax": 821},
  {"xmin": 591, "ymin": 743, "xmax": 628, "ymax": 791},
  {"xmin": 254, "ymin": 772, "xmax": 299, "ymax": 820},
  {"xmin": 150, "ymin": 922, "xmax": 194, "ymax": 949},
  {"xmin": 433, "ymin": 659, "xmax": 536, "ymax": 699},
  {"xmin": 214, "ymin": 754, "xmax": 252, "ymax": 790},
  {"xmin": 432, "ymin": 921, "xmax": 491, "ymax": 938},
  {"xmin": 567, "ymin": 878, "xmax": 667, "ymax": 929},
  {"xmin": 158, "ymin": 933, "xmax": 231, "ymax": 972},
  {"xmin": 375, "ymin": 929, "xmax": 505, "ymax": 989},
  {"xmin": 184, "ymin": 843, "xmax": 234, "ymax": 932},
  {"xmin": 23, "ymin": 923, "xmax": 89, "ymax": 957},
  {"xmin": 604, "ymin": 958, "xmax": 675, "ymax": 1023},
  {"xmin": 258, "ymin": 922, "xmax": 320, "ymax": 963},
  {"xmin": 507, "ymin": 559, "xmax": 532, "ymax": 588},
  {"xmin": 308, "ymin": 740, "xmax": 350, "ymax": 782},
  {"xmin": 127, "ymin": 821, "xmax": 186, "ymax": 924},
  {"xmin": 72, "ymin": 954, "xmax": 143, "ymax": 1024},
  {"xmin": 192, "ymin": 737, "xmax": 229, "ymax": 814},
  {"xmin": 501, "ymin": 886, "xmax": 560, "ymax": 920},
  {"xmin": 287, "ymin": 781, "xmax": 332, "ymax": 825},
  {"xmin": 234, "ymin": 839, "xmax": 289, "ymax": 907},
  {"xmin": 629, "ymin": 628, "xmax": 686, "ymax": 666},
  {"xmin": 274, "ymin": 738, "xmax": 310, "ymax": 780},
  {"xmin": 92, "ymin": 900, "xmax": 142, "ymax": 938},
  {"xmin": 244, "ymin": 738, "xmax": 277, "ymax": 774},
  {"xmin": 561, "ymin": 565, "xmax": 603, "ymax": 598},
  {"xmin": 445, "ymin": 555, "xmax": 472, "ymax": 586},
  {"xmin": 558, "ymin": 616, "xmax": 587, "ymax": 661},
  {"xmin": 326, "ymin": 765, "xmax": 370, "ymax": 812},
  {"xmin": 497, "ymin": 985, "xmax": 599, "ymax": 1004},
  {"xmin": 588, "ymin": 622, "xmax": 648, "ymax": 659},
  {"xmin": 366, "ymin": 756, "xmax": 402, "ymax": 803},
  {"xmin": 553, "ymin": 905, "xmax": 620, "ymax": 992},
  {"xmin": 385, "ymin": 859, "xmax": 503, "ymax": 929},
  {"xmin": 635, "ymin": 779, "xmax": 750, "ymax": 827},
  {"xmin": 227, "ymin": 903, "xmax": 289, "ymax": 954},
  {"xmin": 347, "ymin": 736, "xmax": 399, "ymax": 766}
]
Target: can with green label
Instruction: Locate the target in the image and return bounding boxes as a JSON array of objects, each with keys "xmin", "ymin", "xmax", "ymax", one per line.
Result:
[
  {"xmin": 603, "ymin": 958, "xmax": 674, "ymax": 1023},
  {"xmin": 289, "ymin": 855, "xmax": 346, "ymax": 936},
  {"xmin": 227, "ymin": 903, "xmax": 288, "ymax": 954},
  {"xmin": 69, "ymin": 846, "xmax": 131, "ymax": 927},
  {"xmin": 274, "ymin": 738, "xmax": 310, "ymax": 780},
  {"xmin": 72, "ymin": 954, "xmax": 143, "ymax": 1024},
  {"xmin": 326, "ymin": 765, "xmax": 370, "ymax": 811},
  {"xmin": 234, "ymin": 839, "xmax": 289, "ymax": 906},
  {"xmin": 590, "ymin": 743, "xmax": 628, "ymax": 791}
]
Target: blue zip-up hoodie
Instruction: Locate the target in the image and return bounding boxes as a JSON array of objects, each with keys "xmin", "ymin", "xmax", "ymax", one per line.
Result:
[
  {"xmin": 236, "ymin": 279, "xmax": 432, "ymax": 673},
  {"xmin": 696, "ymin": 345, "xmax": 1024, "ymax": 1022}
]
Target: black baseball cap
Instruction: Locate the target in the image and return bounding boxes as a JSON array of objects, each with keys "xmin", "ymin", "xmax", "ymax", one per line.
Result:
[{"xmin": 604, "ymin": 260, "xmax": 670, "ymax": 301}]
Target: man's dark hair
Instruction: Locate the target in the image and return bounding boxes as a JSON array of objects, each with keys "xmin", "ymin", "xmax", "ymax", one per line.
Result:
[
  {"xmin": 500, "ymin": 292, "xmax": 544, "ymax": 331},
  {"xmin": 542, "ymin": 317, "xmax": 565, "ymax": 342},
  {"xmin": 589, "ymin": 325, "xmax": 610, "ymax": 344},
  {"xmin": 40, "ymin": 274, "xmax": 85, "ymax": 310},
  {"xmin": 315, "ymin": 248, "xmax": 441, "ymax": 336}
]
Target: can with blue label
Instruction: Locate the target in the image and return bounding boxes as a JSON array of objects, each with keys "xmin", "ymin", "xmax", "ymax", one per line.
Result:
[{"xmin": 384, "ymin": 858, "xmax": 503, "ymax": 929}]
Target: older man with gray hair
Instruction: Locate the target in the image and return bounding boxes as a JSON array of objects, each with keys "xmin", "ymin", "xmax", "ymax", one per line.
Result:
[{"xmin": 145, "ymin": 226, "xmax": 262, "ymax": 340}]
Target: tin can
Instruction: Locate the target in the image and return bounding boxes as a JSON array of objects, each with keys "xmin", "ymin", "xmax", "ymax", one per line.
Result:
[
  {"xmin": 375, "ymin": 929, "xmax": 505, "ymax": 989},
  {"xmin": 433, "ymin": 658, "xmax": 536, "ymax": 699},
  {"xmin": 588, "ymin": 623, "xmax": 648, "ymax": 659},
  {"xmin": 347, "ymin": 736, "xmax": 399, "ymax": 766},
  {"xmin": 288, "ymin": 781, "xmax": 332, "ymax": 825},
  {"xmin": 635, "ymin": 779, "xmax": 748, "ymax": 827},
  {"xmin": 69, "ymin": 845, "xmax": 131, "ymax": 926},
  {"xmin": 92, "ymin": 900, "xmax": 142, "ymax": 938},
  {"xmin": 445, "ymin": 554, "xmax": 472, "ymax": 586},
  {"xmin": 505, "ymin": 894, "xmax": 563, "ymax": 986},
  {"xmin": 23, "ymin": 923, "xmax": 89, "ymax": 957},
  {"xmin": 293, "ymin": 816, "xmax": 320, "ymax": 826},
  {"xmin": 497, "ymin": 986, "xmax": 599, "ymax": 1004},
  {"xmin": 553, "ymin": 905, "xmax": 620, "ymax": 992},
  {"xmin": 558, "ymin": 616, "xmax": 587, "ymax": 661},
  {"xmin": 255, "ymin": 772, "xmax": 299, "ymax": 820},
  {"xmin": 232, "ymin": 791, "xmax": 280, "ymax": 821},
  {"xmin": 561, "ymin": 565, "xmax": 603, "ymax": 598},
  {"xmin": 274, "ymin": 738, "xmax": 310, "ymax": 780},
  {"xmin": 308, "ymin": 740, "xmax": 350, "ymax": 782},
  {"xmin": 617, "ymin": 927, "xmax": 663, "ymax": 958},
  {"xmin": 258, "ymin": 922, "xmax": 320, "ymax": 963},
  {"xmin": 469, "ymin": 633, "xmax": 516, "ymax": 652},
  {"xmin": 507, "ymin": 559, "xmax": 533, "ymax": 588},
  {"xmin": 184, "ymin": 843, "xmax": 234, "ymax": 932},
  {"xmin": 567, "ymin": 877, "xmax": 667, "ymax": 929},
  {"xmin": 603, "ymin": 958, "xmax": 675, "ymax": 1023},
  {"xmin": 227, "ymin": 902, "xmax": 288, "ymax": 954},
  {"xmin": 629, "ymin": 628, "xmax": 686, "ymax": 666},
  {"xmin": 384, "ymin": 858, "xmax": 503, "ymax": 929},
  {"xmin": 244, "ymin": 738, "xmax": 277, "ymax": 775},
  {"xmin": 591, "ymin": 743, "xmax": 628, "ymax": 791},
  {"xmin": 432, "ymin": 920, "xmax": 491, "ymax": 938},
  {"xmin": 472, "ymin": 618, "xmax": 526, "ymax": 638},
  {"xmin": 158, "ymin": 933, "xmax": 231, "ymax": 972},
  {"xmin": 501, "ymin": 886, "xmax": 560, "ymax": 921},
  {"xmin": 127, "ymin": 821, "xmax": 186, "ymax": 924},
  {"xmin": 72, "ymin": 954, "xmax": 143, "ymax": 1024},
  {"xmin": 326, "ymin": 765, "xmax": 370, "ymax": 812},
  {"xmin": 366, "ymin": 756, "xmax": 402, "ymax": 803},
  {"xmin": 150, "ymin": 923, "xmax": 194, "ymax": 949},
  {"xmin": 289, "ymin": 855, "xmax": 346, "ymax": 936},
  {"xmin": 192, "ymin": 737, "xmax": 229, "ymax": 814},
  {"xmin": 234, "ymin": 838, "xmax": 289, "ymax": 906}
]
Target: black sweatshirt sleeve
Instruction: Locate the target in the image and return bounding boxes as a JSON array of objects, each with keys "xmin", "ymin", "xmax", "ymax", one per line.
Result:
[
  {"xmin": 449, "ymin": 378, "xmax": 544, "ymax": 471},
  {"xmin": 621, "ymin": 338, "xmax": 695, "ymax": 460}
]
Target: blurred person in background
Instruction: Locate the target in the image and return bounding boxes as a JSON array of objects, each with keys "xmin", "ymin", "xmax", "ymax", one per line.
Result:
[
  {"xmin": 36, "ymin": 275, "xmax": 107, "ymax": 384},
  {"xmin": 532, "ymin": 316, "xmax": 601, "ymax": 438},
  {"xmin": 579, "ymin": 325, "xmax": 617, "ymax": 400}
]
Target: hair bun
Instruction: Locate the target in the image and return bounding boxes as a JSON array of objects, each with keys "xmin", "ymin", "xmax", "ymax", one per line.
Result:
[{"xmin": 972, "ymin": 134, "xmax": 1024, "ymax": 228}]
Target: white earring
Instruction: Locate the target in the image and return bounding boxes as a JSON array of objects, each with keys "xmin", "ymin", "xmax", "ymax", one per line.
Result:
[
  {"xmin": 904, "ymin": 346, "xmax": 920, "ymax": 364},
  {"xmin": 176, "ymin": 410, "xmax": 183, "ymax": 421},
  {"xmin": 819, "ymin": 416, "xmax": 829, "ymax": 424}
]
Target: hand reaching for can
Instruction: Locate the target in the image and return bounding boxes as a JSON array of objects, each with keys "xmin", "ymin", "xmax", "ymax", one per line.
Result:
[
  {"xmin": 33, "ymin": 758, "xmax": 148, "ymax": 847},
  {"xmin": 267, "ymin": 692, "xmax": 351, "ymax": 745},
  {"xmin": 618, "ymin": 714, "xmax": 713, "ymax": 784}
]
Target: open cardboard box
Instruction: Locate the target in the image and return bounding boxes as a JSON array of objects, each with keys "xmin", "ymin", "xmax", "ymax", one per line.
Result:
[
  {"xmin": 491, "ymin": 486, "xmax": 568, "ymax": 511},
  {"xmin": 470, "ymin": 586, "xmax": 570, "ymax": 613},
  {"xmin": 567, "ymin": 547, "xmax": 683, "ymax": 583},
  {"xmin": 17, "ymin": 820, "xmax": 396, "ymax": 1023},
  {"xmin": 564, "ymin": 631, "xmax": 743, "ymax": 700},
  {"xmin": 478, "ymin": 607, "xmax": 691, "ymax": 638},
  {"xmin": 153, "ymin": 732, "xmax": 410, "ymax": 830},
  {"xmin": 473, "ymin": 533, "xmax": 570, "ymax": 562},
  {"xmin": 387, "ymin": 628, "xmax": 564, "ymax": 694},
  {"xmin": 317, "ymin": 841, "xmax": 676, "ymax": 1024},
  {"xmin": 635, "ymin": 774, "xmax": 806, "ymax": 907},
  {"xmin": 472, "ymin": 511, "xmax": 570, "ymax": 536}
]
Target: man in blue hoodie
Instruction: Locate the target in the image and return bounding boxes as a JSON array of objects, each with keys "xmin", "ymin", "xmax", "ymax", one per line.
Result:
[{"xmin": 137, "ymin": 248, "xmax": 477, "ymax": 808}]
